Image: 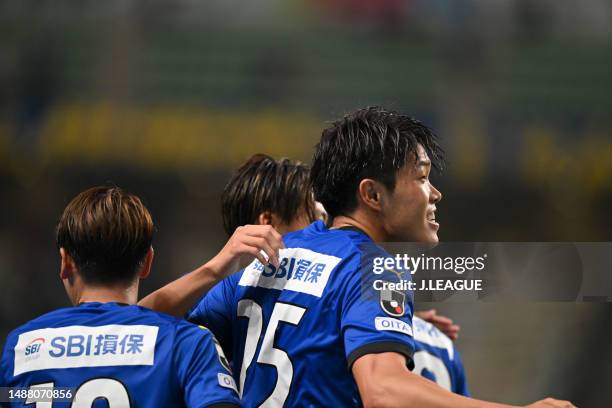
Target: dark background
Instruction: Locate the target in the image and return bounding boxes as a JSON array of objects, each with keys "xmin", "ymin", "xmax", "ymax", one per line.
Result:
[{"xmin": 1, "ymin": 1, "xmax": 611, "ymax": 405}]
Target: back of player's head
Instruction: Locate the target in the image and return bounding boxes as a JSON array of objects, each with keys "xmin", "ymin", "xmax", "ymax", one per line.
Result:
[
  {"xmin": 221, "ymin": 154, "xmax": 315, "ymax": 236},
  {"xmin": 56, "ymin": 186, "xmax": 154, "ymax": 286},
  {"xmin": 310, "ymin": 106, "xmax": 444, "ymax": 219}
]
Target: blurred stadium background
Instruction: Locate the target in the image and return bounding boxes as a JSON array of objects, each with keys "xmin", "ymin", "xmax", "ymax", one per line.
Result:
[{"xmin": 1, "ymin": 0, "xmax": 611, "ymax": 405}]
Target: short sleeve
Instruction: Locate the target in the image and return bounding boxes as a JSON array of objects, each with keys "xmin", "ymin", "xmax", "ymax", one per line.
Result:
[
  {"xmin": 186, "ymin": 275, "xmax": 237, "ymax": 359},
  {"xmin": 0, "ymin": 341, "xmax": 10, "ymax": 387},
  {"xmin": 341, "ymin": 244, "xmax": 415, "ymax": 369},
  {"xmin": 174, "ymin": 323, "xmax": 240, "ymax": 408},
  {"xmin": 452, "ymin": 349, "xmax": 470, "ymax": 397},
  {"xmin": 0, "ymin": 331, "xmax": 18, "ymax": 387}
]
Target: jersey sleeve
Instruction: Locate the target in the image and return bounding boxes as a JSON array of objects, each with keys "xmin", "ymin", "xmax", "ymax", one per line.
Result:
[
  {"xmin": 173, "ymin": 323, "xmax": 240, "ymax": 408},
  {"xmin": 340, "ymin": 245, "xmax": 415, "ymax": 369},
  {"xmin": 0, "ymin": 330, "xmax": 18, "ymax": 388},
  {"xmin": 0, "ymin": 336, "xmax": 11, "ymax": 387},
  {"xmin": 185, "ymin": 275, "xmax": 237, "ymax": 358},
  {"xmin": 452, "ymin": 348, "xmax": 470, "ymax": 397}
]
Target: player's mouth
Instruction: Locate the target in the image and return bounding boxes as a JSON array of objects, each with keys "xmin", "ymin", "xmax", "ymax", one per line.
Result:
[{"xmin": 426, "ymin": 211, "xmax": 439, "ymax": 230}]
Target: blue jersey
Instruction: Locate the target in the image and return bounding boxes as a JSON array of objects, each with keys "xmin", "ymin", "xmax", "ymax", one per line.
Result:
[
  {"xmin": 412, "ymin": 316, "xmax": 469, "ymax": 396},
  {"xmin": 1, "ymin": 302, "xmax": 240, "ymax": 408},
  {"xmin": 187, "ymin": 221, "xmax": 415, "ymax": 407}
]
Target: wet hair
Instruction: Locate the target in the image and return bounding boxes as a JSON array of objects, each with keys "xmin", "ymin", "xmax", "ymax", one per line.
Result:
[
  {"xmin": 310, "ymin": 106, "xmax": 444, "ymax": 218},
  {"xmin": 221, "ymin": 154, "xmax": 316, "ymax": 236}
]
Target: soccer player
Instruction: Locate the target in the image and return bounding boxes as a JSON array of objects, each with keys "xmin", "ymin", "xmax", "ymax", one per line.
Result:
[
  {"xmin": 184, "ymin": 108, "xmax": 574, "ymax": 407},
  {"xmin": 222, "ymin": 154, "xmax": 468, "ymax": 395},
  {"xmin": 186, "ymin": 153, "xmax": 469, "ymax": 396},
  {"xmin": 217, "ymin": 152, "xmax": 468, "ymax": 395},
  {"xmin": 0, "ymin": 186, "xmax": 261, "ymax": 407}
]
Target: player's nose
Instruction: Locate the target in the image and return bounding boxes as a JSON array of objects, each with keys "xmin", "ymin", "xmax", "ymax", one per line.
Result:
[{"xmin": 430, "ymin": 183, "xmax": 442, "ymax": 204}]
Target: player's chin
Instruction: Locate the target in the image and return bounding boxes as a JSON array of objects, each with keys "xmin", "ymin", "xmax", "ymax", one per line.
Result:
[
  {"xmin": 423, "ymin": 222, "xmax": 440, "ymax": 243},
  {"xmin": 425, "ymin": 233, "xmax": 439, "ymax": 244}
]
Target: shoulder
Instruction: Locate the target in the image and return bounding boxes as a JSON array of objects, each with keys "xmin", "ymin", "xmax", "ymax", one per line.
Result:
[
  {"xmin": 4, "ymin": 306, "xmax": 77, "ymax": 341},
  {"xmin": 129, "ymin": 304, "xmax": 185, "ymax": 324},
  {"xmin": 126, "ymin": 306, "xmax": 208, "ymax": 340},
  {"xmin": 284, "ymin": 222, "xmax": 366, "ymax": 259},
  {"xmin": 174, "ymin": 318, "xmax": 212, "ymax": 334},
  {"xmin": 173, "ymin": 319, "xmax": 215, "ymax": 342},
  {"xmin": 172, "ymin": 320, "xmax": 220, "ymax": 359},
  {"xmin": 1, "ymin": 308, "xmax": 80, "ymax": 378},
  {"xmin": 284, "ymin": 231, "xmax": 367, "ymax": 281}
]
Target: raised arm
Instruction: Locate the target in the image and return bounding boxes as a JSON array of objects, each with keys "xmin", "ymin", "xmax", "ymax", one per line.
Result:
[
  {"xmin": 352, "ymin": 352, "xmax": 575, "ymax": 408},
  {"xmin": 138, "ymin": 225, "xmax": 284, "ymax": 316}
]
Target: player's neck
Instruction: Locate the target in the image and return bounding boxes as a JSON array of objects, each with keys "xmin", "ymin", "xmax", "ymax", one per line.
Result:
[
  {"xmin": 77, "ymin": 283, "xmax": 138, "ymax": 305},
  {"xmin": 331, "ymin": 213, "xmax": 387, "ymax": 243}
]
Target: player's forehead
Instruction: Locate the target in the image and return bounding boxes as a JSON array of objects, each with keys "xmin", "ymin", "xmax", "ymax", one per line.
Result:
[
  {"xmin": 401, "ymin": 144, "xmax": 431, "ymax": 174},
  {"xmin": 414, "ymin": 144, "xmax": 431, "ymax": 165}
]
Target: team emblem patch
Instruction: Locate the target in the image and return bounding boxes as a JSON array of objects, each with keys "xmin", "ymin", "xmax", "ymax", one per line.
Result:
[{"xmin": 379, "ymin": 286, "xmax": 405, "ymax": 317}]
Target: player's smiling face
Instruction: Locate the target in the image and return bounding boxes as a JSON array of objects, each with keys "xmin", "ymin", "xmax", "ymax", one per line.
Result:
[{"xmin": 380, "ymin": 144, "xmax": 442, "ymax": 243}]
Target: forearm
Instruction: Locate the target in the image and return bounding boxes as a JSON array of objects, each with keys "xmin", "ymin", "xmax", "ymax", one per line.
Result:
[
  {"xmin": 138, "ymin": 224, "xmax": 284, "ymax": 317},
  {"xmin": 138, "ymin": 261, "xmax": 222, "ymax": 317},
  {"xmin": 381, "ymin": 371, "xmax": 516, "ymax": 408},
  {"xmin": 354, "ymin": 353, "xmax": 518, "ymax": 408}
]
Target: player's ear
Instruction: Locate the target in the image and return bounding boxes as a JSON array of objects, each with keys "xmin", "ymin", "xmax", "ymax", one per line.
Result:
[
  {"xmin": 139, "ymin": 247, "xmax": 154, "ymax": 280},
  {"xmin": 358, "ymin": 179, "xmax": 383, "ymax": 212},
  {"xmin": 258, "ymin": 211, "xmax": 286, "ymax": 233},
  {"xmin": 59, "ymin": 247, "xmax": 76, "ymax": 280},
  {"xmin": 257, "ymin": 211, "xmax": 275, "ymax": 226}
]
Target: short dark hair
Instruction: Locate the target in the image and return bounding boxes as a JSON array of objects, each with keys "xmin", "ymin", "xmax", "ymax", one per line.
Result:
[
  {"xmin": 310, "ymin": 106, "xmax": 444, "ymax": 219},
  {"xmin": 221, "ymin": 154, "xmax": 315, "ymax": 236},
  {"xmin": 56, "ymin": 186, "xmax": 154, "ymax": 285}
]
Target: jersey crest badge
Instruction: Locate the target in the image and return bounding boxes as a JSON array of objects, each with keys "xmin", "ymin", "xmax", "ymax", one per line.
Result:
[{"xmin": 379, "ymin": 286, "xmax": 405, "ymax": 317}]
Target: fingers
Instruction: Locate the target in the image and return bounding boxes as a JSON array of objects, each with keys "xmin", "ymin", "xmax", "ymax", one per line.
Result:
[
  {"xmin": 415, "ymin": 309, "xmax": 461, "ymax": 340},
  {"xmin": 431, "ymin": 316, "xmax": 460, "ymax": 339},
  {"xmin": 442, "ymin": 324, "xmax": 460, "ymax": 340},
  {"xmin": 430, "ymin": 313, "xmax": 453, "ymax": 326},
  {"xmin": 415, "ymin": 309, "xmax": 436, "ymax": 320},
  {"xmin": 240, "ymin": 234, "xmax": 280, "ymax": 267},
  {"xmin": 545, "ymin": 398, "xmax": 576, "ymax": 408},
  {"xmin": 234, "ymin": 225, "xmax": 284, "ymax": 267},
  {"xmin": 244, "ymin": 245, "xmax": 274, "ymax": 267},
  {"xmin": 244, "ymin": 224, "xmax": 285, "ymax": 248},
  {"xmin": 242, "ymin": 225, "xmax": 285, "ymax": 255},
  {"xmin": 531, "ymin": 398, "xmax": 577, "ymax": 408}
]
